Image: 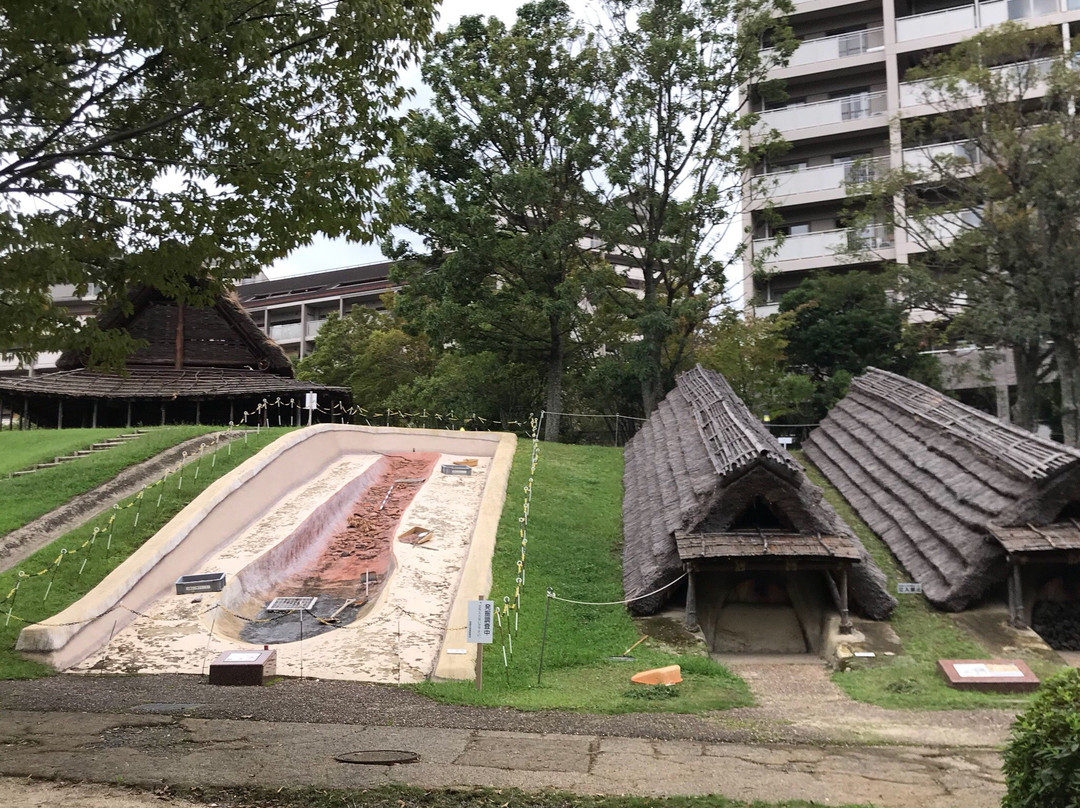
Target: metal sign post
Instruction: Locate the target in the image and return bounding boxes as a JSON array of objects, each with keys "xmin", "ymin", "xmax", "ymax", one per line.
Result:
[{"xmin": 467, "ymin": 598, "xmax": 494, "ymax": 691}]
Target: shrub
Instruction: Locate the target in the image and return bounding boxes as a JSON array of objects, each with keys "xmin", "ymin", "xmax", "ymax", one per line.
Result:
[{"xmin": 1002, "ymin": 667, "xmax": 1080, "ymax": 808}]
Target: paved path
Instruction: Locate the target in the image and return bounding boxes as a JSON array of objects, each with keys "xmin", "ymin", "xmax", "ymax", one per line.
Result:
[{"xmin": 0, "ymin": 709, "xmax": 1004, "ymax": 808}]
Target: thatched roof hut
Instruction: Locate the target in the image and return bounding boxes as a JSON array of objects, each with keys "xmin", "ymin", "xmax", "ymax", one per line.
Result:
[
  {"xmin": 803, "ymin": 367, "xmax": 1080, "ymax": 617},
  {"xmin": 622, "ymin": 365, "xmax": 896, "ymax": 643},
  {"xmin": 0, "ymin": 286, "xmax": 349, "ymax": 428}
]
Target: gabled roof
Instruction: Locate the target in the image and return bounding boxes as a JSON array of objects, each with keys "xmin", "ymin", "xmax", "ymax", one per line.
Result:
[
  {"xmin": 804, "ymin": 367, "xmax": 1080, "ymax": 611},
  {"xmin": 56, "ymin": 286, "xmax": 293, "ymax": 376},
  {"xmin": 622, "ymin": 365, "xmax": 895, "ymax": 618}
]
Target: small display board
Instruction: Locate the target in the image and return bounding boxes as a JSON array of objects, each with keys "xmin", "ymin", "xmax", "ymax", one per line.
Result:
[
  {"xmin": 175, "ymin": 572, "xmax": 226, "ymax": 595},
  {"xmin": 441, "ymin": 464, "xmax": 472, "ymax": 476},
  {"xmin": 897, "ymin": 582, "xmax": 923, "ymax": 594},
  {"xmin": 938, "ymin": 658, "xmax": 1039, "ymax": 693},
  {"xmin": 305, "ymin": 392, "xmax": 318, "ymax": 410},
  {"xmin": 466, "ymin": 599, "xmax": 494, "ymax": 644},
  {"xmin": 209, "ymin": 648, "xmax": 277, "ymax": 686},
  {"xmin": 266, "ymin": 596, "xmax": 318, "ymax": 612}
]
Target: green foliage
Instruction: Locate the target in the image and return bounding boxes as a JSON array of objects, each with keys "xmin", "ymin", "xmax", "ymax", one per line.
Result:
[
  {"xmin": 295, "ymin": 304, "xmax": 432, "ymax": 414},
  {"xmin": 0, "ymin": 1, "xmax": 435, "ymax": 365},
  {"xmin": 0, "ymin": 428, "xmax": 292, "ymax": 679},
  {"xmin": 778, "ymin": 272, "xmax": 940, "ymax": 418},
  {"xmin": 0, "ymin": 426, "xmax": 218, "ymax": 537},
  {"xmin": 1003, "ymin": 668, "xmax": 1080, "ymax": 808},
  {"xmin": 413, "ymin": 442, "xmax": 752, "ymax": 713},
  {"xmin": 0, "ymin": 428, "xmax": 128, "ymax": 477},
  {"xmin": 696, "ymin": 308, "xmax": 815, "ymax": 421}
]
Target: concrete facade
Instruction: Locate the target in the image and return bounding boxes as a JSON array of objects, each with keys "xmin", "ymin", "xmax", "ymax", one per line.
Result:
[{"xmin": 743, "ymin": 0, "xmax": 1080, "ymax": 314}]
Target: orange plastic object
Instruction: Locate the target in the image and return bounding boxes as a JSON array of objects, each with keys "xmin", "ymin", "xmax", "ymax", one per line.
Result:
[{"xmin": 630, "ymin": 664, "xmax": 682, "ymax": 685}]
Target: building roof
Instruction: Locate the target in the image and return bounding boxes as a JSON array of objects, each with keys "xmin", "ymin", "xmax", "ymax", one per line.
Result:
[
  {"xmin": 0, "ymin": 367, "xmax": 347, "ymax": 400},
  {"xmin": 622, "ymin": 365, "xmax": 895, "ymax": 618},
  {"xmin": 235, "ymin": 261, "xmax": 394, "ymax": 306},
  {"xmin": 675, "ymin": 530, "xmax": 861, "ymax": 562},
  {"xmin": 803, "ymin": 367, "xmax": 1080, "ymax": 611}
]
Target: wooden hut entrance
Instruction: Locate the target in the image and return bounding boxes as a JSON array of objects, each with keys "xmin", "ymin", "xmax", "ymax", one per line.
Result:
[
  {"xmin": 988, "ymin": 522, "xmax": 1080, "ymax": 650},
  {"xmin": 676, "ymin": 531, "xmax": 860, "ymax": 655}
]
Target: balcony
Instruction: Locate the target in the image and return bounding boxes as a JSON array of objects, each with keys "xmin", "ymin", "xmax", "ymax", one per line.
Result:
[
  {"xmin": 268, "ymin": 322, "xmax": 302, "ymax": 342},
  {"xmin": 903, "ymin": 140, "xmax": 981, "ymax": 171},
  {"xmin": 907, "ymin": 209, "xmax": 983, "ymax": 251},
  {"xmin": 762, "ymin": 27, "xmax": 884, "ymax": 70},
  {"xmin": 899, "ymin": 58, "xmax": 1054, "ymax": 109},
  {"xmin": 895, "ymin": 0, "xmax": 1067, "ymax": 43},
  {"xmin": 754, "ymin": 225, "xmax": 893, "ymax": 267},
  {"xmin": 758, "ymin": 157, "xmax": 890, "ymax": 201},
  {"xmin": 755, "ymin": 91, "xmax": 887, "ymax": 136}
]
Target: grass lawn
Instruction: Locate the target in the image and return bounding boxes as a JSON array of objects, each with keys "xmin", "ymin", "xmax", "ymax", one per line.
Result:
[
  {"xmin": 0, "ymin": 427, "xmax": 294, "ymax": 679},
  {"xmin": 0, "ymin": 425, "xmax": 222, "ymax": 538},
  {"xmin": 796, "ymin": 450, "xmax": 1064, "ymax": 709},
  {"xmin": 0, "ymin": 428, "xmax": 133, "ymax": 477},
  {"xmin": 167, "ymin": 784, "xmax": 880, "ymax": 808},
  {"xmin": 413, "ymin": 441, "xmax": 752, "ymax": 714}
]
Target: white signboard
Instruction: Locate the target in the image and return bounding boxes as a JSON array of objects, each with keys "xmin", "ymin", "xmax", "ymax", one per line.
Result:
[
  {"xmin": 304, "ymin": 391, "xmax": 318, "ymax": 410},
  {"xmin": 897, "ymin": 582, "xmax": 923, "ymax": 594},
  {"xmin": 954, "ymin": 662, "xmax": 1024, "ymax": 678},
  {"xmin": 226, "ymin": 652, "xmax": 262, "ymax": 662},
  {"xmin": 466, "ymin": 599, "xmax": 494, "ymax": 644}
]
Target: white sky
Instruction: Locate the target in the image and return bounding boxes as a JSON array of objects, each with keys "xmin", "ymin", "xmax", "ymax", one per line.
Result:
[{"xmin": 267, "ymin": 0, "xmax": 600, "ymax": 279}]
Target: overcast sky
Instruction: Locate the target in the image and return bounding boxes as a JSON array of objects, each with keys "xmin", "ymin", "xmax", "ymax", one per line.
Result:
[{"xmin": 267, "ymin": 0, "xmax": 599, "ymax": 279}]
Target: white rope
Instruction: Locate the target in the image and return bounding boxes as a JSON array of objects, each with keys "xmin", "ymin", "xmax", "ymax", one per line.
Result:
[{"xmin": 549, "ymin": 573, "xmax": 688, "ymax": 606}]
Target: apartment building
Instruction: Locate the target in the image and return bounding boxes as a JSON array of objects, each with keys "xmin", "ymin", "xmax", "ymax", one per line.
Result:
[{"xmin": 742, "ymin": 0, "xmax": 1080, "ymax": 315}]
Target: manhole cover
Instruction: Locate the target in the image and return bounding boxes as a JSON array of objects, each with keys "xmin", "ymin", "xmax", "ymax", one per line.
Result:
[
  {"xmin": 334, "ymin": 750, "xmax": 419, "ymax": 765},
  {"xmin": 266, "ymin": 596, "xmax": 318, "ymax": 612}
]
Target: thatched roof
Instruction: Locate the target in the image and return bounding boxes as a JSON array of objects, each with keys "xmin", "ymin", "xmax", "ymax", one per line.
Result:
[
  {"xmin": 622, "ymin": 365, "xmax": 895, "ymax": 618},
  {"xmin": 803, "ymin": 367, "xmax": 1080, "ymax": 611},
  {"xmin": 56, "ymin": 286, "xmax": 293, "ymax": 376}
]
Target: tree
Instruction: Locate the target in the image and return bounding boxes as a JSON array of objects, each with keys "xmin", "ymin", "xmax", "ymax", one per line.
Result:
[
  {"xmin": 593, "ymin": 0, "xmax": 793, "ymax": 414},
  {"xmin": 696, "ymin": 307, "xmax": 815, "ymax": 421},
  {"xmin": 386, "ymin": 1, "xmax": 612, "ymax": 441},
  {"xmin": 295, "ymin": 304, "xmax": 432, "ymax": 413},
  {"xmin": 1, "ymin": 0, "xmax": 435, "ymax": 366},
  {"xmin": 853, "ymin": 24, "xmax": 1080, "ymax": 442},
  {"xmin": 779, "ymin": 271, "xmax": 940, "ymax": 417}
]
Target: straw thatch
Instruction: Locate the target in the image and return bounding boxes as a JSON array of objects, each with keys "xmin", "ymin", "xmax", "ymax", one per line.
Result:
[
  {"xmin": 803, "ymin": 367, "xmax": 1080, "ymax": 611},
  {"xmin": 622, "ymin": 365, "xmax": 895, "ymax": 618}
]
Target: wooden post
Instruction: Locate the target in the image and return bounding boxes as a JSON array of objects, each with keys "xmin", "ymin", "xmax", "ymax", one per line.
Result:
[
  {"xmin": 175, "ymin": 301, "xmax": 185, "ymax": 369},
  {"xmin": 22, "ymin": 398, "xmax": 28, "ymax": 430},
  {"xmin": 685, "ymin": 568, "xmax": 699, "ymax": 631},
  {"xmin": 57, "ymin": 399, "xmax": 63, "ymax": 429},
  {"xmin": 1013, "ymin": 563, "xmax": 1026, "ymax": 628},
  {"xmin": 160, "ymin": 402, "xmax": 166, "ymax": 426},
  {"xmin": 475, "ymin": 593, "xmax": 483, "ymax": 692},
  {"xmin": 91, "ymin": 400, "xmax": 98, "ymax": 428},
  {"xmin": 195, "ymin": 400, "xmax": 201, "ymax": 425},
  {"xmin": 126, "ymin": 400, "xmax": 132, "ymax": 428},
  {"xmin": 1007, "ymin": 560, "xmax": 1018, "ymax": 627},
  {"xmin": 839, "ymin": 566, "xmax": 853, "ymax": 634},
  {"xmin": 229, "ymin": 400, "xmax": 234, "ymax": 424}
]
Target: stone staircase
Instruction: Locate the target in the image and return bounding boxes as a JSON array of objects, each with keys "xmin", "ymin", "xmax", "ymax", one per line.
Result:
[{"xmin": 8, "ymin": 430, "xmax": 146, "ymax": 478}]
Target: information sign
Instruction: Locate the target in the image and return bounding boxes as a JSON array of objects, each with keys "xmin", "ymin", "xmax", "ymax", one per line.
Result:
[
  {"xmin": 897, "ymin": 582, "xmax": 923, "ymax": 594},
  {"xmin": 466, "ymin": 599, "xmax": 494, "ymax": 644}
]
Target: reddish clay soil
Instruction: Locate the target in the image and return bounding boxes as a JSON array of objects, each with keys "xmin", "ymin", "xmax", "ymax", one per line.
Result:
[{"xmin": 279, "ymin": 453, "xmax": 439, "ymax": 601}]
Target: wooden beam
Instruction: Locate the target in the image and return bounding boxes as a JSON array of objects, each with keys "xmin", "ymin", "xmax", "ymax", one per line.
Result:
[
  {"xmin": 91, "ymin": 400, "xmax": 98, "ymax": 429},
  {"xmin": 175, "ymin": 301, "xmax": 185, "ymax": 369},
  {"xmin": 126, "ymin": 401, "xmax": 132, "ymax": 428},
  {"xmin": 1013, "ymin": 563, "xmax": 1026, "ymax": 628},
  {"xmin": 685, "ymin": 570, "xmax": 699, "ymax": 632},
  {"xmin": 839, "ymin": 566, "xmax": 853, "ymax": 634},
  {"xmin": 57, "ymin": 399, "xmax": 63, "ymax": 430},
  {"xmin": 1007, "ymin": 559, "xmax": 1018, "ymax": 627}
]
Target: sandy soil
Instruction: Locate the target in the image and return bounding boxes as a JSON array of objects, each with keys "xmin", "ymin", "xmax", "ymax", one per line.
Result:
[{"xmin": 71, "ymin": 453, "xmax": 491, "ymax": 682}]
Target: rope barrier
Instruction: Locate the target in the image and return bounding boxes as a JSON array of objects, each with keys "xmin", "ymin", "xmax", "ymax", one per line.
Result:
[{"xmin": 549, "ymin": 573, "xmax": 689, "ymax": 606}]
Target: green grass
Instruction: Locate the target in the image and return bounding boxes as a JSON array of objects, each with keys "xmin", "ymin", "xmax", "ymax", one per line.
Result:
[
  {"xmin": 0, "ymin": 427, "xmax": 294, "ymax": 679},
  {"xmin": 0, "ymin": 428, "xmax": 133, "ymax": 477},
  {"xmin": 795, "ymin": 449, "xmax": 1064, "ymax": 709},
  {"xmin": 413, "ymin": 441, "xmax": 752, "ymax": 714},
  {"xmin": 166, "ymin": 783, "xmax": 881, "ymax": 808},
  {"xmin": 0, "ymin": 425, "xmax": 222, "ymax": 537}
]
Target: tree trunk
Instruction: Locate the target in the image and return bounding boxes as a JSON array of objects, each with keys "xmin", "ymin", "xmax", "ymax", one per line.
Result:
[
  {"xmin": 1055, "ymin": 337, "xmax": 1080, "ymax": 447},
  {"xmin": 543, "ymin": 315, "xmax": 564, "ymax": 443},
  {"xmin": 1011, "ymin": 342, "xmax": 1041, "ymax": 432}
]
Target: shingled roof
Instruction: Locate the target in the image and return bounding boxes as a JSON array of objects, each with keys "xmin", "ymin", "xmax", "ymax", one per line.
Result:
[
  {"xmin": 622, "ymin": 365, "xmax": 895, "ymax": 618},
  {"xmin": 803, "ymin": 367, "xmax": 1080, "ymax": 611}
]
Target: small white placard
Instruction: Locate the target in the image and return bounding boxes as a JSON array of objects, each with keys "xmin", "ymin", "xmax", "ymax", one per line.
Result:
[
  {"xmin": 777, "ymin": 437, "xmax": 794, "ymax": 447},
  {"xmin": 466, "ymin": 599, "xmax": 494, "ymax": 644},
  {"xmin": 446, "ymin": 648, "xmax": 467, "ymax": 655},
  {"xmin": 954, "ymin": 663, "xmax": 1024, "ymax": 678},
  {"xmin": 304, "ymin": 391, "xmax": 318, "ymax": 410},
  {"xmin": 226, "ymin": 652, "xmax": 262, "ymax": 662},
  {"xmin": 897, "ymin": 582, "xmax": 923, "ymax": 594},
  {"xmin": 854, "ymin": 651, "xmax": 876, "ymax": 658}
]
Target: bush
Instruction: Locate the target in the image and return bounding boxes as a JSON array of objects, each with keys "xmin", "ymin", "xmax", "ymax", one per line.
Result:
[{"xmin": 1002, "ymin": 667, "xmax": 1080, "ymax": 808}]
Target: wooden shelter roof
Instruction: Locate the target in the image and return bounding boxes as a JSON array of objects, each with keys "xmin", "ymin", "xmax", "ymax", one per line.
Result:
[
  {"xmin": 621, "ymin": 365, "xmax": 895, "ymax": 619},
  {"xmin": 988, "ymin": 522, "xmax": 1080, "ymax": 555},
  {"xmin": 675, "ymin": 531, "xmax": 861, "ymax": 562},
  {"xmin": 0, "ymin": 367, "xmax": 347, "ymax": 400},
  {"xmin": 804, "ymin": 367, "xmax": 1080, "ymax": 611}
]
